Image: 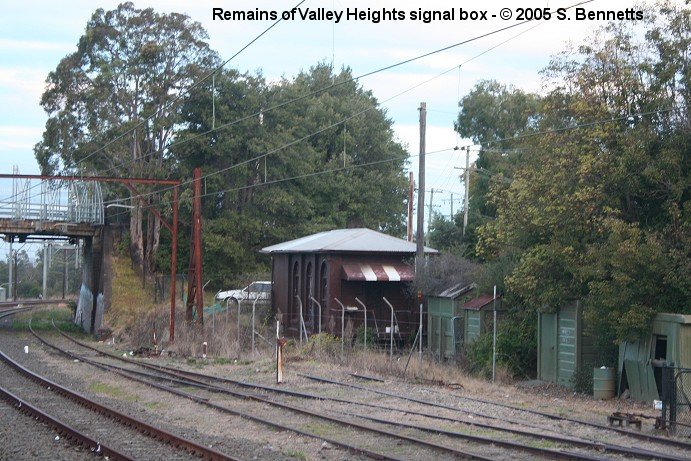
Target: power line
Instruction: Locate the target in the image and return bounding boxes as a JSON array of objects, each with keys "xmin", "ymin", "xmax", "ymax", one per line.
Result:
[
  {"xmin": 13, "ymin": 0, "xmax": 593, "ymax": 208},
  {"xmin": 3, "ymin": 1, "xmax": 305, "ymax": 204},
  {"xmin": 74, "ymin": 0, "xmax": 307, "ymax": 170},
  {"xmin": 90, "ymin": 0, "xmax": 592, "ymax": 180},
  {"xmin": 99, "ymin": 11, "xmax": 576, "ymax": 206}
]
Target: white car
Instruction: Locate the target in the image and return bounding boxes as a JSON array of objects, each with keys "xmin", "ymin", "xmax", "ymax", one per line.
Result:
[{"xmin": 216, "ymin": 281, "xmax": 272, "ymax": 306}]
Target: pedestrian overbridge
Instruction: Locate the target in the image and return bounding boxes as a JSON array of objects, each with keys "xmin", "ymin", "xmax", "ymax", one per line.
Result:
[
  {"xmin": 0, "ymin": 172, "xmax": 105, "ymax": 334},
  {"xmin": 0, "ymin": 171, "xmax": 182, "ymax": 338}
]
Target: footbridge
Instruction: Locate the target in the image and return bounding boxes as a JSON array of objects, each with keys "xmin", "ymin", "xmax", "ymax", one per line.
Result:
[{"xmin": 0, "ymin": 172, "xmax": 181, "ymax": 338}]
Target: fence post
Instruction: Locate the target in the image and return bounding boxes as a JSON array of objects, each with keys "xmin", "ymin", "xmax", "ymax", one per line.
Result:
[
  {"xmin": 355, "ymin": 297, "xmax": 367, "ymax": 350},
  {"xmin": 309, "ymin": 296, "xmax": 322, "ymax": 335},
  {"xmin": 237, "ymin": 299, "xmax": 241, "ymax": 355},
  {"xmin": 383, "ymin": 297, "xmax": 394, "ymax": 361},
  {"xmin": 252, "ymin": 297, "xmax": 259, "ymax": 356},
  {"xmin": 334, "ymin": 298, "xmax": 346, "ymax": 358}
]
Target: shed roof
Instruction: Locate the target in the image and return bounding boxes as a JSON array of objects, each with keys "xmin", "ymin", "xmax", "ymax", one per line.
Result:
[
  {"xmin": 462, "ymin": 294, "xmax": 502, "ymax": 310},
  {"xmin": 434, "ymin": 283, "xmax": 476, "ymax": 299},
  {"xmin": 260, "ymin": 228, "xmax": 438, "ymax": 254}
]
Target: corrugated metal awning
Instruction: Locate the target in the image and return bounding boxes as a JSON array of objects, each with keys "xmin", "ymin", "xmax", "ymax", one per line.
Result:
[{"xmin": 341, "ymin": 263, "xmax": 414, "ymax": 282}]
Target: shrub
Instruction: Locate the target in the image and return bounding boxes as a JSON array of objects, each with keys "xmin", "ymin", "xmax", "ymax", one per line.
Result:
[
  {"xmin": 354, "ymin": 326, "xmax": 375, "ymax": 349},
  {"xmin": 571, "ymin": 365, "xmax": 594, "ymax": 394}
]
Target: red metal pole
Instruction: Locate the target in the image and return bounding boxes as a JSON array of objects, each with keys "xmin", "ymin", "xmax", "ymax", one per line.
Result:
[{"xmin": 169, "ymin": 185, "xmax": 178, "ymax": 342}]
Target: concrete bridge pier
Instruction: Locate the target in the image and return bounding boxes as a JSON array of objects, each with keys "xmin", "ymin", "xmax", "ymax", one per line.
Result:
[{"xmin": 75, "ymin": 227, "xmax": 110, "ymax": 334}]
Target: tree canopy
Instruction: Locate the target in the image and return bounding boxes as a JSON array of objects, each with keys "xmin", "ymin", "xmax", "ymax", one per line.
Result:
[
  {"xmin": 34, "ymin": 2, "xmax": 219, "ymax": 270},
  {"xmin": 453, "ymin": 1, "xmax": 690, "ymax": 343},
  {"xmin": 168, "ymin": 64, "xmax": 409, "ymax": 286},
  {"xmin": 33, "ymin": 4, "xmax": 410, "ymax": 289}
]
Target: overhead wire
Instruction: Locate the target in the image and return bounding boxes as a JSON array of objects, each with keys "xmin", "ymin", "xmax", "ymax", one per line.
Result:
[
  {"xmin": 74, "ymin": 0, "xmax": 307, "ymax": 169},
  {"xmin": 92, "ymin": 0, "xmax": 595, "ymax": 181},
  {"xmin": 101, "ymin": 4, "xmax": 584, "ymax": 206},
  {"xmin": 13, "ymin": 0, "xmax": 596, "ymax": 210},
  {"xmin": 1, "ymin": 0, "xmax": 306, "ymax": 204}
]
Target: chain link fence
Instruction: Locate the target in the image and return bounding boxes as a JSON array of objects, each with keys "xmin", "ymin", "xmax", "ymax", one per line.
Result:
[{"xmin": 661, "ymin": 365, "xmax": 691, "ymax": 437}]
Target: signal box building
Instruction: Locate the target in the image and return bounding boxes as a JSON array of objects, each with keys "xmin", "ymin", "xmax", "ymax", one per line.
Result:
[{"xmin": 261, "ymin": 228, "xmax": 437, "ymax": 340}]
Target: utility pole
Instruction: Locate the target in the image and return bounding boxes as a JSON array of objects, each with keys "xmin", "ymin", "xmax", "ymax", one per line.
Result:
[
  {"xmin": 186, "ymin": 167, "xmax": 204, "ymax": 325},
  {"xmin": 407, "ymin": 172, "xmax": 414, "ymax": 242},
  {"xmin": 416, "ymin": 102, "xmax": 426, "ymax": 263},
  {"xmin": 426, "ymin": 188, "xmax": 434, "ymax": 246},
  {"xmin": 450, "ymin": 193, "xmax": 454, "ymax": 218},
  {"xmin": 42, "ymin": 243, "xmax": 48, "ymax": 299},
  {"xmin": 62, "ymin": 247, "xmax": 67, "ymax": 300},
  {"xmin": 463, "ymin": 147, "xmax": 470, "ymax": 237},
  {"xmin": 13, "ymin": 250, "xmax": 17, "ymax": 301},
  {"xmin": 8, "ymin": 241, "xmax": 13, "ymax": 301}
]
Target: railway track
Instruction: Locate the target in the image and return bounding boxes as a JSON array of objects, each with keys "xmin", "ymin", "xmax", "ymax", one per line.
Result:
[
  {"xmin": 0, "ymin": 308, "xmax": 242, "ymax": 461},
  {"xmin": 297, "ymin": 372, "xmax": 691, "ymax": 453},
  {"xmin": 36, "ymin": 322, "xmax": 690, "ymax": 460}
]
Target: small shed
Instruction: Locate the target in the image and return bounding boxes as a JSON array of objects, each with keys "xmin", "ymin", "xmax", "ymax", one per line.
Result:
[
  {"xmin": 537, "ymin": 301, "xmax": 597, "ymax": 388},
  {"xmin": 462, "ymin": 293, "xmax": 503, "ymax": 344},
  {"xmin": 261, "ymin": 228, "xmax": 437, "ymax": 339},
  {"xmin": 618, "ymin": 313, "xmax": 691, "ymax": 402},
  {"xmin": 427, "ymin": 286, "xmax": 503, "ymax": 359},
  {"xmin": 427, "ymin": 283, "xmax": 476, "ymax": 359}
]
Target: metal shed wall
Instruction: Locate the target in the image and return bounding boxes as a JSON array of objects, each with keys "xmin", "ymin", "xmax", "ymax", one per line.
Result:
[{"xmin": 538, "ymin": 301, "xmax": 595, "ymax": 388}]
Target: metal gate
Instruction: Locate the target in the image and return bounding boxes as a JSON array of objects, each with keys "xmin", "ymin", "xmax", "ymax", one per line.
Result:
[{"xmin": 661, "ymin": 365, "xmax": 691, "ymax": 437}]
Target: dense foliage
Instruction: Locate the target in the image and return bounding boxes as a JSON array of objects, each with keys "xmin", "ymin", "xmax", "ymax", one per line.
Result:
[
  {"xmin": 33, "ymin": 5, "xmax": 409, "ymax": 289},
  {"xmin": 445, "ymin": 2, "xmax": 690, "ymax": 345},
  {"xmin": 34, "ymin": 2, "xmax": 219, "ymax": 272},
  {"xmin": 170, "ymin": 64, "xmax": 409, "ymax": 287}
]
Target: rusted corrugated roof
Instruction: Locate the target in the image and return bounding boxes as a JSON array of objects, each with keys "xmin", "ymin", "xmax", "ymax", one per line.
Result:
[
  {"xmin": 462, "ymin": 294, "xmax": 502, "ymax": 310},
  {"xmin": 260, "ymin": 228, "xmax": 438, "ymax": 254}
]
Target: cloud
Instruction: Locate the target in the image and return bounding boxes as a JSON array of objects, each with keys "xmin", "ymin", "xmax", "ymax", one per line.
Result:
[
  {"xmin": 0, "ymin": 39, "xmax": 71, "ymax": 52},
  {"xmin": 0, "ymin": 67, "xmax": 47, "ymax": 97}
]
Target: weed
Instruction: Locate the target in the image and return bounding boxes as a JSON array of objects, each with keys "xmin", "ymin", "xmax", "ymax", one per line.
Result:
[
  {"xmin": 284, "ymin": 450, "xmax": 307, "ymax": 461},
  {"xmin": 88, "ymin": 381, "xmax": 139, "ymax": 402},
  {"xmin": 12, "ymin": 306, "xmax": 82, "ymax": 333}
]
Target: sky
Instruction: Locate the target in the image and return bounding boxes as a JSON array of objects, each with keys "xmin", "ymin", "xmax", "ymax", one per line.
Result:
[{"xmin": 0, "ymin": 0, "xmax": 675, "ymax": 257}]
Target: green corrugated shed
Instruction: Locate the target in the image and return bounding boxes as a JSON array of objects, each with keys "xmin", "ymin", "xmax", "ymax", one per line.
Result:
[
  {"xmin": 427, "ymin": 284, "xmax": 474, "ymax": 359},
  {"xmin": 427, "ymin": 284, "xmax": 503, "ymax": 359},
  {"xmin": 618, "ymin": 313, "xmax": 691, "ymax": 402},
  {"xmin": 537, "ymin": 301, "xmax": 597, "ymax": 388}
]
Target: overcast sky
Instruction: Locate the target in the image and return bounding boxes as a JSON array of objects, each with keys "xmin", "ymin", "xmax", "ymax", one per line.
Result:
[{"xmin": 0, "ymin": 0, "xmax": 674, "ymax": 254}]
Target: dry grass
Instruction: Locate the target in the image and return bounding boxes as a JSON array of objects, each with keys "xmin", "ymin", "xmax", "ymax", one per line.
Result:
[
  {"xmin": 108, "ymin": 255, "xmax": 157, "ymax": 337},
  {"xmin": 280, "ymin": 334, "xmax": 510, "ymax": 393},
  {"xmin": 107, "ymin": 256, "xmax": 511, "ymax": 389}
]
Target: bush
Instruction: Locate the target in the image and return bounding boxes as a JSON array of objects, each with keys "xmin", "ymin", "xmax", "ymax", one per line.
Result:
[
  {"xmin": 354, "ymin": 326, "xmax": 375, "ymax": 349},
  {"xmin": 462, "ymin": 334, "xmax": 494, "ymax": 379},
  {"xmin": 571, "ymin": 365, "xmax": 594, "ymax": 394},
  {"xmin": 305, "ymin": 332, "xmax": 340, "ymax": 359}
]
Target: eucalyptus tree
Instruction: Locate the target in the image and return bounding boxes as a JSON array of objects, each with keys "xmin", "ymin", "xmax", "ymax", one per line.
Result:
[{"xmin": 34, "ymin": 2, "xmax": 218, "ymax": 271}]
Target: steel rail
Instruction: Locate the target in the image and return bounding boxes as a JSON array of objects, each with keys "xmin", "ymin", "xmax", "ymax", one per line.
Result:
[
  {"xmin": 299, "ymin": 372, "xmax": 691, "ymax": 452},
  {"xmin": 55, "ymin": 326, "xmax": 687, "ymax": 460},
  {"xmin": 37, "ymin": 332, "xmax": 491, "ymax": 461},
  {"xmin": 37, "ymin": 324, "xmax": 408, "ymax": 461},
  {"xmin": 49, "ymin": 328, "xmax": 641, "ymax": 460},
  {"xmin": 77, "ymin": 351, "xmax": 682, "ymax": 461},
  {"xmin": 0, "ymin": 338, "xmax": 241, "ymax": 461},
  {"xmin": 0, "ymin": 384, "xmax": 134, "ymax": 461}
]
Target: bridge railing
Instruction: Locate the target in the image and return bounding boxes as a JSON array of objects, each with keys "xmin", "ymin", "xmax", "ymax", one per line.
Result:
[{"xmin": 0, "ymin": 177, "xmax": 103, "ymax": 225}]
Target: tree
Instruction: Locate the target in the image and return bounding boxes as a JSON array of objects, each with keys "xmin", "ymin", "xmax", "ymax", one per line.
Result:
[
  {"xmin": 470, "ymin": 1, "xmax": 690, "ymax": 342},
  {"xmin": 34, "ymin": 2, "xmax": 218, "ymax": 272},
  {"xmin": 454, "ymin": 81, "xmax": 542, "ymax": 257},
  {"xmin": 171, "ymin": 64, "xmax": 410, "ymax": 287}
]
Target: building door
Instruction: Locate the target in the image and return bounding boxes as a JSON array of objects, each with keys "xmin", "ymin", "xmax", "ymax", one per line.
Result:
[{"xmin": 540, "ymin": 313, "xmax": 557, "ymax": 382}]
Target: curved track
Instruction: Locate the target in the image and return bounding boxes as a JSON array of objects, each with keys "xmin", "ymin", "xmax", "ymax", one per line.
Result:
[
  {"xmin": 39, "ymin": 323, "xmax": 690, "ymax": 461},
  {"xmin": 0, "ymin": 307, "xmax": 242, "ymax": 461}
]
